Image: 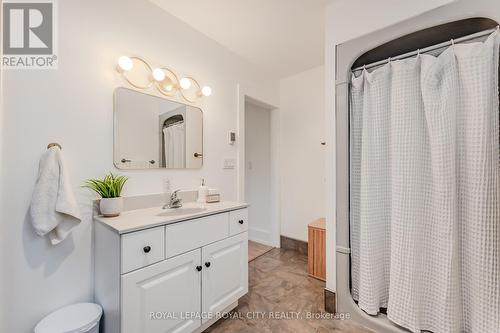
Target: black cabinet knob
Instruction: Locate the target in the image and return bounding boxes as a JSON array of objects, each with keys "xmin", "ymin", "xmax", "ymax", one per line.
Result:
[
  {"xmin": 143, "ymin": 246, "xmax": 151, "ymax": 253},
  {"xmin": 238, "ymin": 219, "xmax": 244, "ymax": 224},
  {"xmin": 205, "ymin": 262, "xmax": 211, "ymax": 268},
  {"xmin": 196, "ymin": 265, "xmax": 202, "ymax": 271}
]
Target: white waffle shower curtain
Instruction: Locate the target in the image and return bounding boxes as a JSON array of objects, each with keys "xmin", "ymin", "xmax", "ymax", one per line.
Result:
[{"xmin": 350, "ymin": 31, "xmax": 500, "ymax": 332}]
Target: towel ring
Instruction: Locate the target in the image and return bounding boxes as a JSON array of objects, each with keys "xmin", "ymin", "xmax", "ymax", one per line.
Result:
[{"xmin": 47, "ymin": 143, "xmax": 62, "ymax": 150}]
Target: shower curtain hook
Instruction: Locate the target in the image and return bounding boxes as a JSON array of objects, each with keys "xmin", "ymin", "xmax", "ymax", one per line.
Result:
[
  {"xmin": 417, "ymin": 49, "xmax": 420, "ymax": 56},
  {"xmin": 388, "ymin": 57, "xmax": 392, "ymax": 64},
  {"xmin": 496, "ymin": 25, "xmax": 499, "ymax": 31},
  {"xmin": 451, "ymin": 38, "xmax": 455, "ymax": 46}
]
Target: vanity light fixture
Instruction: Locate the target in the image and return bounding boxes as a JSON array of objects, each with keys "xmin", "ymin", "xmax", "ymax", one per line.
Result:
[
  {"xmin": 117, "ymin": 56, "xmax": 133, "ymax": 72},
  {"xmin": 180, "ymin": 76, "xmax": 201, "ymax": 103},
  {"xmin": 116, "ymin": 55, "xmax": 211, "ymax": 102},
  {"xmin": 155, "ymin": 67, "xmax": 179, "ymax": 97},
  {"xmin": 152, "ymin": 68, "xmax": 166, "ymax": 82},
  {"xmin": 117, "ymin": 56, "xmax": 153, "ymax": 90},
  {"xmin": 179, "ymin": 77, "xmax": 192, "ymax": 90},
  {"xmin": 201, "ymin": 86, "xmax": 212, "ymax": 97}
]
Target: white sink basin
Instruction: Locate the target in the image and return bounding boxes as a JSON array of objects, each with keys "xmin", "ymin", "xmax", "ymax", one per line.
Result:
[{"xmin": 157, "ymin": 207, "xmax": 207, "ymax": 217}]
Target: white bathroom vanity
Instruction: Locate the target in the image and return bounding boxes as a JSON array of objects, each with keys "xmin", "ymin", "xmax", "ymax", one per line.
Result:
[{"xmin": 94, "ymin": 201, "xmax": 249, "ymax": 333}]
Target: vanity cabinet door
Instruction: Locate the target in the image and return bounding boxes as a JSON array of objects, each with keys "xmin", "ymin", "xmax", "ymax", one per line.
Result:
[
  {"xmin": 201, "ymin": 232, "xmax": 248, "ymax": 323},
  {"xmin": 121, "ymin": 249, "xmax": 202, "ymax": 333}
]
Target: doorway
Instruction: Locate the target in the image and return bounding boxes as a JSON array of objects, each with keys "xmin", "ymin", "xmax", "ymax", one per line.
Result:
[
  {"xmin": 244, "ymin": 100, "xmax": 275, "ymax": 258},
  {"xmin": 237, "ymin": 88, "xmax": 280, "ymax": 251}
]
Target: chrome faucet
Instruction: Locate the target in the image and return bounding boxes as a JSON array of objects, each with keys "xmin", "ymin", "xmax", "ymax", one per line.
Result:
[{"xmin": 163, "ymin": 189, "xmax": 182, "ymax": 209}]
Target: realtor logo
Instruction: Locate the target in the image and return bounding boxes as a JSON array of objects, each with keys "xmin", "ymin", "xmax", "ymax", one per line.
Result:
[{"xmin": 2, "ymin": 0, "xmax": 58, "ymax": 69}]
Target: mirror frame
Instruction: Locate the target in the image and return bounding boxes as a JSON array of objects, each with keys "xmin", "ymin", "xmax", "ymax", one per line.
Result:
[{"xmin": 113, "ymin": 87, "xmax": 204, "ymax": 170}]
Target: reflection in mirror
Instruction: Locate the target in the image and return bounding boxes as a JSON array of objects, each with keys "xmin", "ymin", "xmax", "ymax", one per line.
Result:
[{"xmin": 114, "ymin": 88, "xmax": 203, "ymax": 169}]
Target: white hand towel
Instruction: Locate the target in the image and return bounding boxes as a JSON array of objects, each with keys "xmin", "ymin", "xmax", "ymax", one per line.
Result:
[{"xmin": 29, "ymin": 147, "xmax": 81, "ymax": 245}]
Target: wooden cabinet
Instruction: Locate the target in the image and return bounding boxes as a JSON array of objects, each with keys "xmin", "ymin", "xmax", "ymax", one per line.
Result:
[
  {"xmin": 308, "ymin": 218, "xmax": 326, "ymax": 281},
  {"xmin": 202, "ymin": 233, "xmax": 248, "ymax": 323},
  {"xmin": 121, "ymin": 249, "xmax": 201, "ymax": 333},
  {"xmin": 95, "ymin": 207, "xmax": 249, "ymax": 333}
]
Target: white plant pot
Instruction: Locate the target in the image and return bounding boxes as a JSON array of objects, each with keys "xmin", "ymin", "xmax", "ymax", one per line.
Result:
[{"xmin": 100, "ymin": 197, "xmax": 123, "ymax": 217}]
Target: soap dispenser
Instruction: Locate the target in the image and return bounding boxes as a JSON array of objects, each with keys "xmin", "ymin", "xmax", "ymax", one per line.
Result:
[{"xmin": 197, "ymin": 178, "xmax": 208, "ymax": 203}]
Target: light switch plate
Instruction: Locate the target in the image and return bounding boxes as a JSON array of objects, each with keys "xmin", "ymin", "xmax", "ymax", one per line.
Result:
[
  {"xmin": 228, "ymin": 131, "xmax": 236, "ymax": 145},
  {"xmin": 223, "ymin": 158, "xmax": 236, "ymax": 169}
]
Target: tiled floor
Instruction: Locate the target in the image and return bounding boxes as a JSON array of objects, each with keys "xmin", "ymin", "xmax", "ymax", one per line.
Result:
[
  {"xmin": 248, "ymin": 240, "xmax": 274, "ymax": 262},
  {"xmin": 205, "ymin": 248, "xmax": 373, "ymax": 333}
]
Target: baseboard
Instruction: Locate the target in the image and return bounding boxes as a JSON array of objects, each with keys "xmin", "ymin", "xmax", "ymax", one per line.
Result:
[
  {"xmin": 248, "ymin": 227, "xmax": 274, "ymax": 246},
  {"xmin": 280, "ymin": 235, "xmax": 308, "ymax": 255},
  {"xmin": 324, "ymin": 288, "xmax": 336, "ymax": 314}
]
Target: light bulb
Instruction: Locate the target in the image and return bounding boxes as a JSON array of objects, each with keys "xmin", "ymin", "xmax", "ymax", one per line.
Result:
[
  {"xmin": 165, "ymin": 85, "xmax": 173, "ymax": 92},
  {"xmin": 201, "ymin": 86, "xmax": 212, "ymax": 97},
  {"xmin": 117, "ymin": 56, "xmax": 133, "ymax": 71},
  {"xmin": 180, "ymin": 77, "xmax": 191, "ymax": 90},
  {"xmin": 152, "ymin": 68, "xmax": 165, "ymax": 82}
]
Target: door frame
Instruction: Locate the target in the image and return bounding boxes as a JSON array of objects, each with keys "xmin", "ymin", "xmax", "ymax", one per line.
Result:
[{"xmin": 237, "ymin": 84, "xmax": 280, "ymax": 247}]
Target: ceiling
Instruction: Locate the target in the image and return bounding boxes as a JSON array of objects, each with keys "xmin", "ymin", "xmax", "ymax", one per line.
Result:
[{"xmin": 150, "ymin": 0, "xmax": 332, "ymax": 78}]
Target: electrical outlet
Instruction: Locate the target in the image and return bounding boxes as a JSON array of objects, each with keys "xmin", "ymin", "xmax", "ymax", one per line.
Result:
[{"xmin": 223, "ymin": 158, "xmax": 236, "ymax": 169}]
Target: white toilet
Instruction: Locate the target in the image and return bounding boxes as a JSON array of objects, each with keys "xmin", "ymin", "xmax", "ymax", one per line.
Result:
[{"xmin": 34, "ymin": 303, "xmax": 102, "ymax": 333}]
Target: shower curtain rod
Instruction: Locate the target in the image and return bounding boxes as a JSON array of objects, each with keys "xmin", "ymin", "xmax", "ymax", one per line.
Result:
[
  {"xmin": 165, "ymin": 120, "xmax": 184, "ymax": 128},
  {"xmin": 351, "ymin": 26, "xmax": 499, "ymax": 72}
]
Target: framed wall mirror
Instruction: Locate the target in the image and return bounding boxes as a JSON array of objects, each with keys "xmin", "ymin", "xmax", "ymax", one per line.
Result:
[{"xmin": 114, "ymin": 87, "xmax": 203, "ymax": 169}]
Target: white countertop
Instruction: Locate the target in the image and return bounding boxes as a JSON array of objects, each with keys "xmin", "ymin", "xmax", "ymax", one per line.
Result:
[{"xmin": 95, "ymin": 201, "xmax": 249, "ymax": 234}]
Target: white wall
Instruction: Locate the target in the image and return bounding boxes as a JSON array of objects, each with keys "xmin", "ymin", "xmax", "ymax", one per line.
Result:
[
  {"xmin": 0, "ymin": 0, "xmax": 278, "ymax": 332},
  {"xmin": 324, "ymin": 0, "xmax": 458, "ymax": 292},
  {"xmin": 279, "ymin": 66, "xmax": 325, "ymax": 242},
  {"xmin": 245, "ymin": 102, "xmax": 273, "ymax": 244}
]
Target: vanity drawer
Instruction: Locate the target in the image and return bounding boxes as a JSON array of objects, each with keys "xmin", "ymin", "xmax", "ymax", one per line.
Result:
[
  {"xmin": 166, "ymin": 213, "xmax": 229, "ymax": 258},
  {"xmin": 229, "ymin": 208, "xmax": 248, "ymax": 236},
  {"xmin": 121, "ymin": 226, "xmax": 165, "ymax": 274}
]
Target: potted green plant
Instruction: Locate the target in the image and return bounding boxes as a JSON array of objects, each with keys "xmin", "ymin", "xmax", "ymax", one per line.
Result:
[{"xmin": 84, "ymin": 173, "xmax": 128, "ymax": 217}]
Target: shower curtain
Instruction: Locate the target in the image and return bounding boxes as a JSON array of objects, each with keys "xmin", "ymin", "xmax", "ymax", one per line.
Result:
[
  {"xmin": 163, "ymin": 123, "xmax": 186, "ymax": 168},
  {"xmin": 350, "ymin": 32, "xmax": 500, "ymax": 333}
]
